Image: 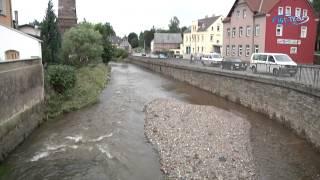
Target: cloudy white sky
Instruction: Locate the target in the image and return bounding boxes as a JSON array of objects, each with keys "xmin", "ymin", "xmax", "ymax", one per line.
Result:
[{"xmin": 12, "ymin": 0, "xmax": 234, "ymax": 36}]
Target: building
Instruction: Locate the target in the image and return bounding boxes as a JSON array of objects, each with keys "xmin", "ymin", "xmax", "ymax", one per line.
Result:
[
  {"xmin": 0, "ymin": 0, "xmax": 42, "ymax": 62},
  {"xmin": 58, "ymin": 0, "xmax": 77, "ymax": 33},
  {"xmin": 151, "ymin": 33, "xmax": 182, "ymax": 53},
  {"xmin": 182, "ymin": 15, "xmax": 224, "ymax": 57},
  {"xmin": 119, "ymin": 37, "xmax": 132, "ymax": 53},
  {"xmin": 110, "ymin": 36, "xmax": 122, "ymax": 48},
  {"xmin": 0, "ymin": 24, "xmax": 42, "ymax": 61},
  {"xmin": 0, "ymin": 0, "xmax": 13, "ymax": 27},
  {"xmin": 223, "ymin": 0, "xmax": 319, "ymax": 64},
  {"xmin": 18, "ymin": 24, "xmax": 41, "ymax": 38}
]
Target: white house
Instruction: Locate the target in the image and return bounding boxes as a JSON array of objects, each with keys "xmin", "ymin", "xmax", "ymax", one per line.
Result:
[{"xmin": 0, "ymin": 23, "xmax": 42, "ymax": 62}]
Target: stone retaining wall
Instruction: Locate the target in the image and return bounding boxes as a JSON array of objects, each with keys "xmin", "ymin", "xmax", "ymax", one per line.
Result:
[
  {"xmin": 129, "ymin": 56, "xmax": 320, "ymax": 150},
  {"xmin": 0, "ymin": 59, "xmax": 44, "ymax": 161}
]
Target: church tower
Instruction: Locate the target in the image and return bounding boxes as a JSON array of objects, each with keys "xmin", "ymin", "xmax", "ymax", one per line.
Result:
[{"xmin": 58, "ymin": 0, "xmax": 77, "ymax": 33}]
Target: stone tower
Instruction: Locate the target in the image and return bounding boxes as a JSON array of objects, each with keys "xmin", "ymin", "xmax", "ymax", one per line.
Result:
[{"xmin": 58, "ymin": 0, "xmax": 77, "ymax": 33}]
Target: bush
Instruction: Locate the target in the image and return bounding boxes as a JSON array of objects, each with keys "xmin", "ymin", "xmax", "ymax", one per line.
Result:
[
  {"xmin": 47, "ymin": 65, "xmax": 76, "ymax": 93},
  {"xmin": 61, "ymin": 23, "xmax": 103, "ymax": 66},
  {"xmin": 114, "ymin": 48, "xmax": 129, "ymax": 59}
]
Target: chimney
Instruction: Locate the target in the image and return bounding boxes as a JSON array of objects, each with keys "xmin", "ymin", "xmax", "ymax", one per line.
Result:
[
  {"xmin": 14, "ymin": 11, "xmax": 19, "ymax": 27},
  {"xmin": 205, "ymin": 15, "xmax": 208, "ymax": 18}
]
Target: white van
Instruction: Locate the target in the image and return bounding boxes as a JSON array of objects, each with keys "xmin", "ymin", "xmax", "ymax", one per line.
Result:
[
  {"xmin": 201, "ymin": 53, "xmax": 223, "ymax": 66},
  {"xmin": 250, "ymin": 53, "xmax": 298, "ymax": 76}
]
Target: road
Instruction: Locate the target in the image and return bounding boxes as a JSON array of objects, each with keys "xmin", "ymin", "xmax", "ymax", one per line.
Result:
[{"xmin": 1, "ymin": 62, "xmax": 320, "ymax": 179}]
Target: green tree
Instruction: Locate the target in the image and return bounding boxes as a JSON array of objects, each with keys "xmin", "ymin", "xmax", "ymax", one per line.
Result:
[
  {"xmin": 168, "ymin": 16, "xmax": 180, "ymax": 33},
  {"xmin": 143, "ymin": 28, "xmax": 155, "ymax": 52},
  {"xmin": 128, "ymin": 32, "xmax": 139, "ymax": 48},
  {"xmin": 41, "ymin": 0, "xmax": 61, "ymax": 65},
  {"xmin": 61, "ymin": 23, "xmax": 103, "ymax": 66},
  {"xmin": 138, "ymin": 32, "xmax": 144, "ymax": 48},
  {"xmin": 94, "ymin": 23, "xmax": 115, "ymax": 63}
]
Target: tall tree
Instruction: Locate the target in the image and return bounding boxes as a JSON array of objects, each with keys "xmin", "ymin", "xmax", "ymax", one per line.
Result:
[
  {"xmin": 143, "ymin": 28, "xmax": 155, "ymax": 52},
  {"xmin": 41, "ymin": 0, "xmax": 61, "ymax": 65},
  {"xmin": 138, "ymin": 32, "xmax": 144, "ymax": 48},
  {"xmin": 128, "ymin": 32, "xmax": 139, "ymax": 48},
  {"xmin": 94, "ymin": 22, "xmax": 116, "ymax": 63},
  {"xmin": 168, "ymin": 16, "xmax": 180, "ymax": 33}
]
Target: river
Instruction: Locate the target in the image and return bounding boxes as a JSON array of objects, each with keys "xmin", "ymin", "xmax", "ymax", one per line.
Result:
[{"xmin": 1, "ymin": 62, "xmax": 320, "ymax": 180}]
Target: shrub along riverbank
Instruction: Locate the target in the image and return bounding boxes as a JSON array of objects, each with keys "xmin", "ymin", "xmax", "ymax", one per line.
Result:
[{"xmin": 45, "ymin": 63, "xmax": 110, "ymax": 119}]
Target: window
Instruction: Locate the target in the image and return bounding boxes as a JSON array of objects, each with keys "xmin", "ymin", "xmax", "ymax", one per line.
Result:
[
  {"xmin": 295, "ymin": 8, "xmax": 301, "ymax": 17},
  {"xmin": 254, "ymin": 45, "xmax": 259, "ymax": 53},
  {"xmin": 276, "ymin": 24, "xmax": 283, "ymax": 36},
  {"xmin": 217, "ymin": 40, "xmax": 220, "ymax": 44},
  {"xmin": 285, "ymin": 6, "xmax": 291, "ymax": 16},
  {"xmin": 201, "ymin": 47, "xmax": 204, "ymax": 52},
  {"xmin": 303, "ymin": 9, "xmax": 308, "ymax": 17},
  {"xmin": 238, "ymin": 45, "xmax": 243, "ymax": 56},
  {"xmin": 210, "ymin": 35, "xmax": 214, "ymax": 41},
  {"xmin": 5, "ymin": 50, "xmax": 20, "ymax": 60},
  {"xmin": 243, "ymin": 9, "xmax": 247, "ymax": 18},
  {"xmin": 245, "ymin": 45, "xmax": 250, "ymax": 57},
  {"xmin": 278, "ymin": 7, "xmax": 284, "ymax": 15},
  {"xmin": 217, "ymin": 26, "xmax": 220, "ymax": 32},
  {"xmin": 246, "ymin": 26, "xmax": 251, "ymax": 37},
  {"xmin": 255, "ymin": 25, "xmax": 260, "ymax": 36},
  {"xmin": 212, "ymin": 26, "xmax": 214, "ymax": 31},
  {"xmin": 226, "ymin": 45, "xmax": 230, "ymax": 56},
  {"xmin": 202, "ymin": 35, "xmax": 204, "ymax": 42},
  {"xmin": 290, "ymin": 47, "xmax": 298, "ymax": 54},
  {"xmin": 232, "ymin": 45, "xmax": 236, "ymax": 56},
  {"xmin": 232, "ymin": 27, "xmax": 236, "ymax": 38},
  {"xmin": 197, "ymin": 35, "xmax": 199, "ymax": 42},
  {"xmin": 237, "ymin": 10, "xmax": 240, "ymax": 17},
  {"xmin": 227, "ymin": 28, "xmax": 231, "ymax": 37},
  {"xmin": 197, "ymin": 47, "xmax": 199, "ymax": 52},
  {"xmin": 0, "ymin": 0, "xmax": 6, "ymax": 15},
  {"xmin": 301, "ymin": 26, "xmax": 307, "ymax": 38},
  {"xmin": 268, "ymin": 56, "xmax": 275, "ymax": 63},
  {"xmin": 239, "ymin": 27, "xmax": 243, "ymax": 37}
]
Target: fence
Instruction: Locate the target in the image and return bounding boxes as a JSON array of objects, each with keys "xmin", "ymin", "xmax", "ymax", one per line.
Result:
[{"xmin": 295, "ymin": 65, "xmax": 320, "ymax": 88}]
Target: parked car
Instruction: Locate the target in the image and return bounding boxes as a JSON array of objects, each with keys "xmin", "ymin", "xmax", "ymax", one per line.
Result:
[
  {"xmin": 201, "ymin": 53, "xmax": 223, "ymax": 66},
  {"xmin": 221, "ymin": 57, "xmax": 248, "ymax": 71},
  {"xmin": 250, "ymin": 53, "xmax": 298, "ymax": 76},
  {"xmin": 159, "ymin": 54, "xmax": 168, "ymax": 59}
]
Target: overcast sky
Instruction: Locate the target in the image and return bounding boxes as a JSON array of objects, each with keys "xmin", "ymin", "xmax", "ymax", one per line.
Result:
[{"xmin": 12, "ymin": 0, "xmax": 234, "ymax": 37}]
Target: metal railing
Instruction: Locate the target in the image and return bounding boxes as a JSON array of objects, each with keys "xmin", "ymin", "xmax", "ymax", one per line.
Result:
[{"xmin": 295, "ymin": 65, "xmax": 320, "ymax": 88}]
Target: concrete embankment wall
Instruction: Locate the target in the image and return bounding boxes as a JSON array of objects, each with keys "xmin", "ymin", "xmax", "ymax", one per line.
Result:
[
  {"xmin": 129, "ymin": 56, "xmax": 320, "ymax": 150},
  {"xmin": 0, "ymin": 59, "xmax": 44, "ymax": 161}
]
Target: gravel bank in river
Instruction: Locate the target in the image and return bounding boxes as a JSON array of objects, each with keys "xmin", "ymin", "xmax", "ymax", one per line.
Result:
[{"xmin": 144, "ymin": 99, "xmax": 257, "ymax": 179}]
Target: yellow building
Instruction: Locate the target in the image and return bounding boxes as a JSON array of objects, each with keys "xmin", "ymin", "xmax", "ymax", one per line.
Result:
[{"xmin": 182, "ymin": 15, "xmax": 224, "ymax": 57}]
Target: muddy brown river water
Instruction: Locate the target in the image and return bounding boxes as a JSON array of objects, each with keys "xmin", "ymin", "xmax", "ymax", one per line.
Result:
[{"xmin": 1, "ymin": 63, "xmax": 320, "ymax": 180}]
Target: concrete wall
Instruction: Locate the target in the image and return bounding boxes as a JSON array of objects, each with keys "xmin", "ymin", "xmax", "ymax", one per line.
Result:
[
  {"xmin": 0, "ymin": 24, "xmax": 42, "ymax": 61},
  {"xmin": 0, "ymin": 58, "xmax": 44, "ymax": 161},
  {"xmin": 129, "ymin": 56, "xmax": 320, "ymax": 150}
]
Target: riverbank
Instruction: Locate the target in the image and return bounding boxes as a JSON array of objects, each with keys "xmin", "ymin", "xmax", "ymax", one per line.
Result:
[
  {"xmin": 45, "ymin": 63, "xmax": 110, "ymax": 119},
  {"xmin": 145, "ymin": 99, "xmax": 257, "ymax": 179}
]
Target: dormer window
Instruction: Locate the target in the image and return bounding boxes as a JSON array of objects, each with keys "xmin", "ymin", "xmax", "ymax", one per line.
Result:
[
  {"xmin": 278, "ymin": 7, "xmax": 284, "ymax": 15},
  {"xmin": 303, "ymin": 9, "xmax": 308, "ymax": 17},
  {"xmin": 243, "ymin": 9, "xmax": 247, "ymax": 18},
  {"xmin": 285, "ymin": 6, "xmax": 291, "ymax": 16},
  {"xmin": 295, "ymin": 8, "xmax": 301, "ymax": 17}
]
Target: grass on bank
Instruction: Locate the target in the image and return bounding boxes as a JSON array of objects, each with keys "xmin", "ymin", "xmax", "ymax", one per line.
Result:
[{"xmin": 45, "ymin": 63, "xmax": 110, "ymax": 119}]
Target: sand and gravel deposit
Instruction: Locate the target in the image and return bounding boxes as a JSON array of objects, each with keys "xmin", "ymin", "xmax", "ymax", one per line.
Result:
[{"xmin": 144, "ymin": 99, "xmax": 257, "ymax": 179}]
